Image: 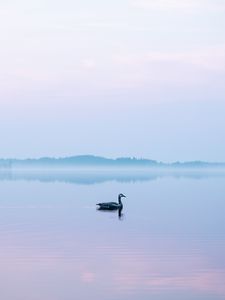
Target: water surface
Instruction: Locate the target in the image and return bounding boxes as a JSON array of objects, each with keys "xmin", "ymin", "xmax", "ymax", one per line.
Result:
[{"xmin": 0, "ymin": 170, "xmax": 224, "ymax": 300}]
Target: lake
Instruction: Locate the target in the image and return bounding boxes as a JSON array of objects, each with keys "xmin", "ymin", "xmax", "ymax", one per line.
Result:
[{"xmin": 0, "ymin": 169, "xmax": 224, "ymax": 300}]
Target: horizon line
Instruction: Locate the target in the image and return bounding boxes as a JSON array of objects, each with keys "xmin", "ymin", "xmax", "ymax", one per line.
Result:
[{"xmin": 0, "ymin": 154, "xmax": 225, "ymax": 165}]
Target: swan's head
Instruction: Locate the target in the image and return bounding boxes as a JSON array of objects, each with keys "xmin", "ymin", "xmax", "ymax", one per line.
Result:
[{"xmin": 119, "ymin": 193, "xmax": 126, "ymax": 198}]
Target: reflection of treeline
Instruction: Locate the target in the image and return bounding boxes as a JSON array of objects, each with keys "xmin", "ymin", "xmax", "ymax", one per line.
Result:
[
  {"xmin": 0, "ymin": 169, "xmax": 225, "ymax": 185},
  {"xmin": 0, "ymin": 170, "xmax": 157, "ymax": 185}
]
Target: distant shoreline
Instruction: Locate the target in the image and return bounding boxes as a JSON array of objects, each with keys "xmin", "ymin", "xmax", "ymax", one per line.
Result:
[{"xmin": 0, "ymin": 155, "xmax": 225, "ymax": 170}]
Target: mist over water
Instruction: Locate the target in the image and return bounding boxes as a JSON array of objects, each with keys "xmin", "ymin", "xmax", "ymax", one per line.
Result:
[{"xmin": 0, "ymin": 170, "xmax": 224, "ymax": 300}]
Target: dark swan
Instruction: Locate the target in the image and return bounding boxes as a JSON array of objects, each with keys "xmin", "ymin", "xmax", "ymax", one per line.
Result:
[{"xmin": 96, "ymin": 193, "xmax": 126, "ymax": 210}]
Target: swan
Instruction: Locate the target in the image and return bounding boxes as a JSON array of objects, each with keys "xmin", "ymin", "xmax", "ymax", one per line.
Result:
[{"xmin": 96, "ymin": 193, "xmax": 126, "ymax": 210}]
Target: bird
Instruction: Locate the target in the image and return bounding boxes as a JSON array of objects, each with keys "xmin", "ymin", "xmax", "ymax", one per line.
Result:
[{"xmin": 96, "ymin": 193, "xmax": 126, "ymax": 210}]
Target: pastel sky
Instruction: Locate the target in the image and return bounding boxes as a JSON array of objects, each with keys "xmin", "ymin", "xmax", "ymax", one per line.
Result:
[{"xmin": 1, "ymin": 0, "xmax": 225, "ymax": 161}]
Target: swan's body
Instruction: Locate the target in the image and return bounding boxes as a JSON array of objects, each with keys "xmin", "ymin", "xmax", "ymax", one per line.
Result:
[{"xmin": 97, "ymin": 193, "xmax": 126, "ymax": 210}]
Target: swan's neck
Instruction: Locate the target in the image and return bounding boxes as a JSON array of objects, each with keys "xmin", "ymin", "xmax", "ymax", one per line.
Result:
[{"xmin": 118, "ymin": 195, "xmax": 123, "ymax": 205}]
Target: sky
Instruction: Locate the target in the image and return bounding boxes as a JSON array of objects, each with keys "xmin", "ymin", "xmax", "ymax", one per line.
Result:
[{"xmin": 0, "ymin": 0, "xmax": 225, "ymax": 162}]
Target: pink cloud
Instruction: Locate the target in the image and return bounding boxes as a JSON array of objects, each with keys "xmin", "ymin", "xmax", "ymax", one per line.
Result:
[
  {"xmin": 80, "ymin": 271, "xmax": 96, "ymax": 283},
  {"xmin": 114, "ymin": 45, "xmax": 225, "ymax": 71}
]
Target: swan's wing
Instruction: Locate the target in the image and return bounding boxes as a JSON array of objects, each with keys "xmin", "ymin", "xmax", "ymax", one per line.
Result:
[
  {"xmin": 96, "ymin": 202, "xmax": 117, "ymax": 206},
  {"xmin": 96, "ymin": 202, "xmax": 119, "ymax": 210}
]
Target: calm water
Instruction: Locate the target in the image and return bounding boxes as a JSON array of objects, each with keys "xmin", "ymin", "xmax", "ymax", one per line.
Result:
[{"xmin": 0, "ymin": 170, "xmax": 225, "ymax": 300}]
